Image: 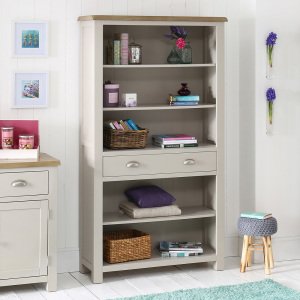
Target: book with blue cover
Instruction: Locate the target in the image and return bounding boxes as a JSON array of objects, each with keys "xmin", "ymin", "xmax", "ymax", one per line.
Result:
[
  {"xmin": 240, "ymin": 211, "xmax": 272, "ymax": 219},
  {"xmin": 126, "ymin": 119, "xmax": 139, "ymax": 130},
  {"xmin": 169, "ymin": 95, "xmax": 200, "ymax": 101},
  {"xmin": 170, "ymin": 101, "xmax": 199, "ymax": 106}
]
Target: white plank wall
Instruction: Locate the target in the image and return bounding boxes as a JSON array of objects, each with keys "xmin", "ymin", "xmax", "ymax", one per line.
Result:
[{"xmin": 0, "ymin": 0, "xmax": 241, "ymax": 272}]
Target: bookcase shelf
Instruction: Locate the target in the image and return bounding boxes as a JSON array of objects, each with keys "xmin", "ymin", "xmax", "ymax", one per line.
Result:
[
  {"xmin": 103, "ymin": 63, "xmax": 216, "ymax": 69},
  {"xmin": 79, "ymin": 15, "xmax": 226, "ymax": 283},
  {"xmin": 103, "ymin": 104, "xmax": 216, "ymax": 111},
  {"xmin": 103, "ymin": 245, "xmax": 216, "ymax": 273},
  {"xmin": 103, "ymin": 206, "xmax": 216, "ymax": 225}
]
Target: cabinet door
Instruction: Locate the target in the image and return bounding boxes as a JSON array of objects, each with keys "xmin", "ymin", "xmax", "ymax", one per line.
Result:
[{"xmin": 0, "ymin": 200, "xmax": 48, "ymax": 279}]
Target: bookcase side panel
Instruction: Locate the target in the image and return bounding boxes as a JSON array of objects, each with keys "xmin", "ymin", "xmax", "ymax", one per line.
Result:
[{"xmin": 79, "ymin": 20, "xmax": 103, "ymax": 282}]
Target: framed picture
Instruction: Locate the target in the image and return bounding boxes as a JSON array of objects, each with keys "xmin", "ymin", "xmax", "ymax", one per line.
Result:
[
  {"xmin": 14, "ymin": 21, "xmax": 48, "ymax": 57},
  {"xmin": 13, "ymin": 72, "xmax": 48, "ymax": 108}
]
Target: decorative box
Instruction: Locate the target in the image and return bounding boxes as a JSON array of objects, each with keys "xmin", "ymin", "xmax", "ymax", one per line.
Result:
[
  {"xmin": 0, "ymin": 120, "xmax": 40, "ymax": 160},
  {"xmin": 121, "ymin": 93, "xmax": 137, "ymax": 107}
]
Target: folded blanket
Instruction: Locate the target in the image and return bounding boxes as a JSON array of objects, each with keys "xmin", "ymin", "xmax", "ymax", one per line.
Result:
[{"xmin": 119, "ymin": 200, "xmax": 181, "ymax": 219}]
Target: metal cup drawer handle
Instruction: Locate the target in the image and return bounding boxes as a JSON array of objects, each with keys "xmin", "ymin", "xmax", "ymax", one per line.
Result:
[
  {"xmin": 11, "ymin": 180, "xmax": 28, "ymax": 187},
  {"xmin": 126, "ymin": 161, "xmax": 140, "ymax": 168},
  {"xmin": 184, "ymin": 159, "xmax": 196, "ymax": 166}
]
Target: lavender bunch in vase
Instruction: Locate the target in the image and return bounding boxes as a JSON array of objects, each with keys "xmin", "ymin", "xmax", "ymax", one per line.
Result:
[
  {"xmin": 266, "ymin": 87, "xmax": 276, "ymax": 135},
  {"xmin": 165, "ymin": 26, "xmax": 192, "ymax": 64},
  {"xmin": 266, "ymin": 32, "xmax": 277, "ymax": 79}
]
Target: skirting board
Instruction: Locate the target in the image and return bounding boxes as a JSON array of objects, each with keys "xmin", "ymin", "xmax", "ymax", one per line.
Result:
[
  {"xmin": 58, "ymin": 248, "xmax": 80, "ymax": 273},
  {"xmin": 238, "ymin": 235, "xmax": 300, "ymax": 263},
  {"xmin": 225, "ymin": 235, "xmax": 240, "ymax": 257}
]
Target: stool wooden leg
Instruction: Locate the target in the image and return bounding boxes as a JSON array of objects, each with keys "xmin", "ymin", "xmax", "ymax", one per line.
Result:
[
  {"xmin": 246, "ymin": 236, "xmax": 252, "ymax": 267},
  {"xmin": 267, "ymin": 236, "xmax": 274, "ymax": 269},
  {"xmin": 240, "ymin": 235, "xmax": 249, "ymax": 273},
  {"xmin": 262, "ymin": 237, "xmax": 271, "ymax": 275}
]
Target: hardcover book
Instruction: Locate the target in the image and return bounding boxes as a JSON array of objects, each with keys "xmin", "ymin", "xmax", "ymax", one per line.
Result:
[
  {"xmin": 159, "ymin": 241, "xmax": 203, "ymax": 251},
  {"xmin": 161, "ymin": 251, "xmax": 203, "ymax": 258},
  {"xmin": 113, "ymin": 40, "xmax": 121, "ymax": 65},
  {"xmin": 240, "ymin": 211, "xmax": 272, "ymax": 219},
  {"xmin": 152, "ymin": 134, "xmax": 196, "ymax": 141},
  {"xmin": 153, "ymin": 141, "xmax": 198, "ymax": 148},
  {"xmin": 152, "ymin": 137, "xmax": 197, "ymax": 145},
  {"xmin": 169, "ymin": 101, "xmax": 199, "ymax": 106},
  {"xmin": 169, "ymin": 95, "xmax": 200, "ymax": 101}
]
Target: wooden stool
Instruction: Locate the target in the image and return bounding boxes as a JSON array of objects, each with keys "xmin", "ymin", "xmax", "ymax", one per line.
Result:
[
  {"xmin": 240, "ymin": 235, "xmax": 274, "ymax": 275},
  {"xmin": 238, "ymin": 217, "xmax": 277, "ymax": 275}
]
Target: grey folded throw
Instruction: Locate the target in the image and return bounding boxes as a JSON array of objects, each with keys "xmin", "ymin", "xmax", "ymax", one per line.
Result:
[{"xmin": 119, "ymin": 200, "xmax": 181, "ymax": 219}]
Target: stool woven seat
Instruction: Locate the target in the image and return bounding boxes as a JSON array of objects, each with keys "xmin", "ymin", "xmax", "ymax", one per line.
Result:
[
  {"xmin": 238, "ymin": 215, "xmax": 277, "ymax": 275},
  {"xmin": 238, "ymin": 217, "xmax": 277, "ymax": 236}
]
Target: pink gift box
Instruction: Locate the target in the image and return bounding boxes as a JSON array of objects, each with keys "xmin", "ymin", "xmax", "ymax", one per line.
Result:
[{"xmin": 0, "ymin": 120, "xmax": 40, "ymax": 160}]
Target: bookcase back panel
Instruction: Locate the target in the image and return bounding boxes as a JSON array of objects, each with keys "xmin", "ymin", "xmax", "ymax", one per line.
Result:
[
  {"xmin": 104, "ymin": 219, "xmax": 207, "ymax": 250},
  {"xmin": 103, "ymin": 109, "xmax": 216, "ymax": 145},
  {"xmin": 103, "ymin": 176, "xmax": 216, "ymax": 213},
  {"xmin": 103, "ymin": 68, "xmax": 209, "ymax": 106},
  {"xmin": 103, "ymin": 25, "xmax": 216, "ymax": 65}
]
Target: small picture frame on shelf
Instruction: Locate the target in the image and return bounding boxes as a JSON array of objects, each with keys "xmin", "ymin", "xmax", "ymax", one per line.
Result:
[
  {"xmin": 13, "ymin": 21, "xmax": 48, "ymax": 57},
  {"xmin": 13, "ymin": 72, "xmax": 49, "ymax": 108}
]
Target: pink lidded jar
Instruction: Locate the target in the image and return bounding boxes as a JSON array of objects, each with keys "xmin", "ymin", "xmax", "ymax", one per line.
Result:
[
  {"xmin": 103, "ymin": 82, "xmax": 120, "ymax": 107},
  {"xmin": 1, "ymin": 127, "xmax": 14, "ymax": 149},
  {"xmin": 19, "ymin": 134, "xmax": 34, "ymax": 149}
]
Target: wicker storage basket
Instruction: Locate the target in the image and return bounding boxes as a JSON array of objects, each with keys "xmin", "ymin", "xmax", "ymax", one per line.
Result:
[
  {"xmin": 103, "ymin": 128, "xmax": 148, "ymax": 149},
  {"xmin": 103, "ymin": 229, "xmax": 151, "ymax": 264}
]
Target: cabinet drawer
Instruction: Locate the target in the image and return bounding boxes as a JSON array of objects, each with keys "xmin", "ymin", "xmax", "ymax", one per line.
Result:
[
  {"xmin": 103, "ymin": 152, "xmax": 216, "ymax": 177},
  {"xmin": 0, "ymin": 171, "xmax": 48, "ymax": 198}
]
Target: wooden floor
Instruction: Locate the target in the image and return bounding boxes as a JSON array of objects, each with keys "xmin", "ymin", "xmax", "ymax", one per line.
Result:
[{"xmin": 1, "ymin": 258, "xmax": 300, "ymax": 299}]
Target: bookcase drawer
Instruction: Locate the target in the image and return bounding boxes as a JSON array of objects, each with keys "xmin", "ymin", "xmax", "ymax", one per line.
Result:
[
  {"xmin": 103, "ymin": 151, "xmax": 216, "ymax": 177},
  {"xmin": 0, "ymin": 171, "xmax": 49, "ymax": 199}
]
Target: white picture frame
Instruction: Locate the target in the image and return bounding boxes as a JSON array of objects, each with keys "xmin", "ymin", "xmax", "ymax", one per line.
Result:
[
  {"xmin": 13, "ymin": 72, "xmax": 49, "ymax": 108},
  {"xmin": 14, "ymin": 21, "xmax": 48, "ymax": 57}
]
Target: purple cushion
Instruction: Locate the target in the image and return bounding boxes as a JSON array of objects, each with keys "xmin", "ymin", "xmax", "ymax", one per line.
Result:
[{"xmin": 125, "ymin": 185, "xmax": 176, "ymax": 208}]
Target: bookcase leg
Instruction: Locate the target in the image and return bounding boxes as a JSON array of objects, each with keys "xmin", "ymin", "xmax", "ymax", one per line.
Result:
[
  {"xmin": 91, "ymin": 269, "xmax": 103, "ymax": 284},
  {"xmin": 80, "ymin": 263, "xmax": 90, "ymax": 274},
  {"xmin": 213, "ymin": 257, "xmax": 224, "ymax": 271}
]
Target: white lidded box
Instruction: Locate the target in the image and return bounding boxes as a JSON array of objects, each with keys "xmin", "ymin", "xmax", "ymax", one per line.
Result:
[{"xmin": 121, "ymin": 93, "xmax": 137, "ymax": 107}]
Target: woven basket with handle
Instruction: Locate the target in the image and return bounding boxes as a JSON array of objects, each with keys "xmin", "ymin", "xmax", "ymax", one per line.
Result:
[
  {"xmin": 103, "ymin": 229, "xmax": 151, "ymax": 264},
  {"xmin": 103, "ymin": 128, "xmax": 148, "ymax": 149}
]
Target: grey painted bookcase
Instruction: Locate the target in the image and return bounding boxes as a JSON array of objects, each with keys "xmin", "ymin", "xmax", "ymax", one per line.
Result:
[{"xmin": 78, "ymin": 15, "xmax": 227, "ymax": 283}]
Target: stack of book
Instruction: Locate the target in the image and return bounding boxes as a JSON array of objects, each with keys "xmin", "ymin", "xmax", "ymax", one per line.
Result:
[
  {"xmin": 240, "ymin": 211, "xmax": 272, "ymax": 219},
  {"xmin": 159, "ymin": 241, "xmax": 203, "ymax": 257},
  {"xmin": 152, "ymin": 134, "xmax": 198, "ymax": 148},
  {"xmin": 168, "ymin": 95, "xmax": 200, "ymax": 106},
  {"xmin": 104, "ymin": 118, "xmax": 139, "ymax": 130}
]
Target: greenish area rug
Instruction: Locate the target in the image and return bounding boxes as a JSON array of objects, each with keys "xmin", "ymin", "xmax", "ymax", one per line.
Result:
[{"xmin": 117, "ymin": 279, "xmax": 300, "ymax": 300}]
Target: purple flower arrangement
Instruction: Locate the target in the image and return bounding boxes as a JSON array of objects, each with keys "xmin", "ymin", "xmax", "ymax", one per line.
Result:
[
  {"xmin": 266, "ymin": 87, "xmax": 276, "ymax": 125},
  {"xmin": 266, "ymin": 32, "xmax": 277, "ymax": 68},
  {"xmin": 165, "ymin": 26, "xmax": 188, "ymax": 49}
]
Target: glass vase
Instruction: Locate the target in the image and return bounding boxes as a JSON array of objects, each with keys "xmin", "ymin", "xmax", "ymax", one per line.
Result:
[
  {"xmin": 266, "ymin": 101, "xmax": 274, "ymax": 135},
  {"xmin": 266, "ymin": 48, "xmax": 274, "ymax": 79},
  {"xmin": 167, "ymin": 47, "xmax": 181, "ymax": 64},
  {"xmin": 177, "ymin": 41, "xmax": 192, "ymax": 64}
]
